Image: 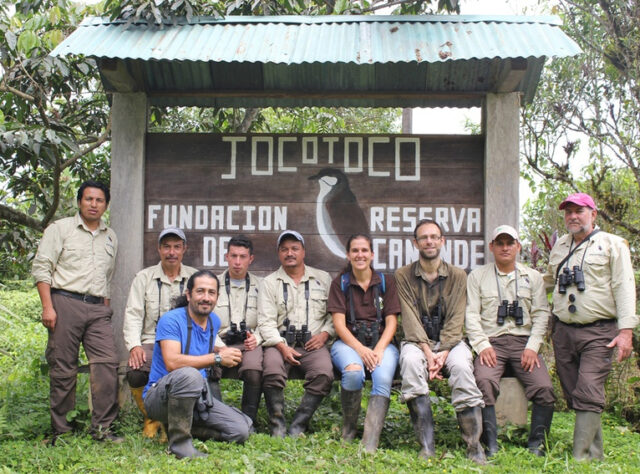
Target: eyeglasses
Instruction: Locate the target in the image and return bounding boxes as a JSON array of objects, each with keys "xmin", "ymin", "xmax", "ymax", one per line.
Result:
[{"xmin": 416, "ymin": 234, "xmax": 442, "ymax": 243}]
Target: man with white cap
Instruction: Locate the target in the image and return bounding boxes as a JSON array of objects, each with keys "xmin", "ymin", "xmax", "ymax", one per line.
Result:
[
  {"xmin": 123, "ymin": 227, "xmax": 197, "ymax": 439},
  {"xmin": 544, "ymin": 193, "xmax": 637, "ymax": 461},
  {"xmin": 466, "ymin": 224, "xmax": 555, "ymax": 457},
  {"xmin": 258, "ymin": 230, "xmax": 334, "ymax": 437}
]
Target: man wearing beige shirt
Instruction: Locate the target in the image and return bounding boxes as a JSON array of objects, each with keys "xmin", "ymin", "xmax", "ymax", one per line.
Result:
[
  {"xmin": 466, "ymin": 225, "xmax": 555, "ymax": 457},
  {"xmin": 211, "ymin": 235, "xmax": 263, "ymax": 426},
  {"xmin": 544, "ymin": 193, "xmax": 638, "ymax": 461},
  {"xmin": 396, "ymin": 219, "xmax": 485, "ymax": 464},
  {"xmin": 123, "ymin": 227, "xmax": 196, "ymax": 439},
  {"xmin": 32, "ymin": 181, "xmax": 120, "ymax": 443},
  {"xmin": 258, "ymin": 230, "xmax": 334, "ymax": 437}
]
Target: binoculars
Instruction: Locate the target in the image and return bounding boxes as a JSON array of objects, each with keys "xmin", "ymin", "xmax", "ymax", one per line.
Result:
[
  {"xmin": 497, "ymin": 299, "xmax": 524, "ymax": 326},
  {"xmin": 223, "ymin": 320, "xmax": 249, "ymax": 345},
  {"xmin": 421, "ymin": 303, "xmax": 443, "ymax": 342},
  {"xmin": 282, "ymin": 324, "xmax": 312, "ymax": 346},
  {"xmin": 558, "ymin": 265, "xmax": 586, "ymax": 294},
  {"xmin": 351, "ymin": 321, "xmax": 381, "ymax": 349}
]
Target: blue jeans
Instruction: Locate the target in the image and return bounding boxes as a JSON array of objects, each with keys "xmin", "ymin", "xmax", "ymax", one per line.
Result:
[{"xmin": 331, "ymin": 339, "xmax": 399, "ymax": 398}]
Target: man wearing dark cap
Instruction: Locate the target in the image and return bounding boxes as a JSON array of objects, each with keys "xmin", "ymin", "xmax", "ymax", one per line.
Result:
[
  {"xmin": 544, "ymin": 193, "xmax": 638, "ymax": 461},
  {"xmin": 467, "ymin": 225, "xmax": 555, "ymax": 457},
  {"xmin": 258, "ymin": 230, "xmax": 334, "ymax": 437},
  {"xmin": 123, "ymin": 227, "xmax": 197, "ymax": 439},
  {"xmin": 32, "ymin": 180, "xmax": 121, "ymax": 443}
]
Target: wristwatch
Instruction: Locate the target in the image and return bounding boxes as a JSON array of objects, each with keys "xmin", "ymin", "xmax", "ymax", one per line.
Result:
[{"xmin": 214, "ymin": 353, "xmax": 222, "ymax": 366}]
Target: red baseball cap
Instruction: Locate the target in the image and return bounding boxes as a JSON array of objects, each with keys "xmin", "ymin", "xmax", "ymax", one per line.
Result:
[{"xmin": 559, "ymin": 193, "xmax": 597, "ymax": 210}]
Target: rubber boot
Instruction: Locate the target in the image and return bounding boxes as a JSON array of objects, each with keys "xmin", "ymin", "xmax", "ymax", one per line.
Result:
[
  {"xmin": 407, "ymin": 395, "xmax": 436, "ymax": 460},
  {"xmin": 263, "ymin": 387, "xmax": 287, "ymax": 438},
  {"xmin": 573, "ymin": 410, "xmax": 602, "ymax": 461},
  {"xmin": 589, "ymin": 423, "xmax": 604, "ymax": 460},
  {"xmin": 362, "ymin": 395, "xmax": 390, "ymax": 453},
  {"xmin": 130, "ymin": 386, "xmax": 165, "ymax": 440},
  {"xmin": 481, "ymin": 405, "xmax": 499, "ymax": 457},
  {"xmin": 167, "ymin": 396, "xmax": 207, "ymax": 459},
  {"xmin": 288, "ymin": 392, "xmax": 325, "ymax": 437},
  {"xmin": 457, "ymin": 406, "xmax": 487, "ymax": 465},
  {"xmin": 527, "ymin": 403, "xmax": 554, "ymax": 456},
  {"xmin": 340, "ymin": 388, "xmax": 362, "ymax": 442},
  {"xmin": 241, "ymin": 380, "xmax": 262, "ymax": 428},
  {"xmin": 191, "ymin": 425, "xmax": 221, "ymax": 441}
]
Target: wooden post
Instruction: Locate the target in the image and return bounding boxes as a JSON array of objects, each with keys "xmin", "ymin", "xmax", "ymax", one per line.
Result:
[
  {"xmin": 109, "ymin": 92, "xmax": 147, "ymax": 405},
  {"xmin": 482, "ymin": 93, "xmax": 520, "ymax": 258}
]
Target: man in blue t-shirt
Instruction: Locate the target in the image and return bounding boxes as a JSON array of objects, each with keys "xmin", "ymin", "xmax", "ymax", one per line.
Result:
[{"xmin": 143, "ymin": 270, "xmax": 252, "ymax": 459}]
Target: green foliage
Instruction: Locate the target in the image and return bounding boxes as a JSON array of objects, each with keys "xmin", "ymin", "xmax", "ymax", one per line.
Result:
[
  {"xmin": 521, "ymin": 0, "xmax": 640, "ymax": 263},
  {"xmin": 3, "ymin": 285, "xmax": 640, "ymax": 471}
]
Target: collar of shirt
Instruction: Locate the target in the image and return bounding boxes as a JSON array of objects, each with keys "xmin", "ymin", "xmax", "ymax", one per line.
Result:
[
  {"xmin": 276, "ymin": 265, "xmax": 312, "ymax": 286},
  {"xmin": 347, "ymin": 270, "xmax": 382, "ymax": 289},
  {"xmin": 73, "ymin": 211, "xmax": 107, "ymax": 233},
  {"xmin": 150, "ymin": 262, "xmax": 191, "ymax": 285},
  {"xmin": 414, "ymin": 260, "xmax": 449, "ymax": 286}
]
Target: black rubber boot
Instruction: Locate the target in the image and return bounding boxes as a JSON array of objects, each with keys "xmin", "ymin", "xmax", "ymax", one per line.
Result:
[
  {"xmin": 481, "ymin": 405, "xmax": 499, "ymax": 457},
  {"xmin": 407, "ymin": 395, "xmax": 436, "ymax": 460},
  {"xmin": 167, "ymin": 396, "xmax": 207, "ymax": 459},
  {"xmin": 340, "ymin": 388, "xmax": 362, "ymax": 442},
  {"xmin": 527, "ymin": 403, "xmax": 554, "ymax": 456},
  {"xmin": 362, "ymin": 395, "xmax": 390, "ymax": 453},
  {"xmin": 263, "ymin": 387, "xmax": 287, "ymax": 438},
  {"xmin": 457, "ymin": 406, "xmax": 487, "ymax": 465},
  {"xmin": 573, "ymin": 410, "xmax": 602, "ymax": 461},
  {"xmin": 240, "ymin": 374, "xmax": 262, "ymax": 427},
  {"xmin": 288, "ymin": 392, "xmax": 325, "ymax": 437}
]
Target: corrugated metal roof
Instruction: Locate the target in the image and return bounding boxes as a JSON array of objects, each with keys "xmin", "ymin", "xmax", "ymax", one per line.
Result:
[{"xmin": 51, "ymin": 15, "xmax": 581, "ymax": 108}]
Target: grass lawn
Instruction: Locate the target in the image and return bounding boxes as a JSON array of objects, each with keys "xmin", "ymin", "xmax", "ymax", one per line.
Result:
[{"xmin": 2, "ymin": 285, "xmax": 640, "ymax": 473}]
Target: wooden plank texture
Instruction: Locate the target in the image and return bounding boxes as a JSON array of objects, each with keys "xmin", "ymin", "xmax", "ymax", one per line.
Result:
[{"xmin": 145, "ymin": 133, "xmax": 485, "ymax": 275}]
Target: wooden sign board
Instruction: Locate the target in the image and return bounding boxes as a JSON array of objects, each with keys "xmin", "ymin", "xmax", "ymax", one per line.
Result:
[{"xmin": 145, "ymin": 133, "xmax": 484, "ymax": 276}]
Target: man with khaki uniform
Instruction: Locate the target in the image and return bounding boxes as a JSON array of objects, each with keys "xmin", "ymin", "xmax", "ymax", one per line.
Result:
[
  {"xmin": 258, "ymin": 230, "xmax": 334, "ymax": 437},
  {"xmin": 544, "ymin": 193, "xmax": 638, "ymax": 461},
  {"xmin": 211, "ymin": 235, "xmax": 263, "ymax": 425},
  {"xmin": 466, "ymin": 225, "xmax": 555, "ymax": 457},
  {"xmin": 396, "ymin": 219, "xmax": 485, "ymax": 464},
  {"xmin": 32, "ymin": 181, "xmax": 120, "ymax": 443},
  {"xmin": 123, "ymin": 227, "xmax": 196, "ymax": 438}
]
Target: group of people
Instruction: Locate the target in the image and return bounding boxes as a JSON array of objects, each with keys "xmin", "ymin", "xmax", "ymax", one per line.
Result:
[{"xmin": 33, "ymin": 180, "xmax": 637, "ymax": 464}]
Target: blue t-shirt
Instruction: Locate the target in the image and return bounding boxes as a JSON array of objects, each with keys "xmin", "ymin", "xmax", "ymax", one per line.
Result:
[{"xmin": 143, "ymin": 306, "xmax": 221, "ymax": 398}]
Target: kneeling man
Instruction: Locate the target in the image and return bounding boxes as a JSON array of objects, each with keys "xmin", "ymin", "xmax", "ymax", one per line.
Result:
[
  {"xmin": 143, "ymin": 270, "xmax": 252, "ymax": 458},
  {"xmin": 466, "ymin": 225, "xmax": 555, "ymax": 456}
]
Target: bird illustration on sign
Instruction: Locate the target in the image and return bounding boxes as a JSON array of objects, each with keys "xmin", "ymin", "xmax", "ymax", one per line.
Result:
[{"xmin": 308, "ymin": 168, "xmax": 369, "ymax": 259}]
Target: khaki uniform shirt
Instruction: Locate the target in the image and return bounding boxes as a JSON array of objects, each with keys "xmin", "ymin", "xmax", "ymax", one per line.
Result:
[
  {"xmin": 466, "ymin": 262, "xmax": 550, "ymax": 354},
  {"xmin": 395, "ymin": 260, "xmax": 467, "ymax": 352},
  {"xmin": 258, "ymin": 265, "xmax": 334, "ymax": 347},
  {"xmin": 544, "ymin": 230, "xmax": 638, "ymax": 329},
  {"xmin": 214, "ymin": 270, "xmax": 262, "ymax": 347},
  {"xmin": 122, "ymin": 262, "xmax": 197, "ymax": 351},
  {"xmin": 32, "ymin": 213, "xmax": 117, "ymax": 298}
]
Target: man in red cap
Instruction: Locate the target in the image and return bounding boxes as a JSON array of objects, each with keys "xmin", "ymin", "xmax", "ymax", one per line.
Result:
[{"xmin": 544, "ymin": 192, "xmax": 638, "ymax": 461}]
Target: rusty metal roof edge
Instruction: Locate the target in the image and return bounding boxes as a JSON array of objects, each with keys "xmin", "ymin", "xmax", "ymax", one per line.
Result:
[{"xmin": 78, "ymin": 14, "xmax": 563, "ymax": 28}]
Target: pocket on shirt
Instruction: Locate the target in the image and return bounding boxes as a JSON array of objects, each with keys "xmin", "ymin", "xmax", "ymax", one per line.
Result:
[
  {"xmin": 585, "ymin": 253, "xmax": 609, "ymax": 279},
  {"xmin": 311, "ymin": 289, "xmax": 328, "ymax": 315}
]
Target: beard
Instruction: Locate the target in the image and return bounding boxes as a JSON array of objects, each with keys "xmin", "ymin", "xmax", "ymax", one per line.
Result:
[{"xmin": 419, "ymin": 248, "xmax": 440, "ymax": 261}]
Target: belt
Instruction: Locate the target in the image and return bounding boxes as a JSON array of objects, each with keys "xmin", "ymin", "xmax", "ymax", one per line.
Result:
[
  {"xmin": 52, "ymin": 289, "xmax": 104, "ymax": 305},
  {"xmin": 555, "ymin": 316, "xmax": 614, "ymax": 328}
]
